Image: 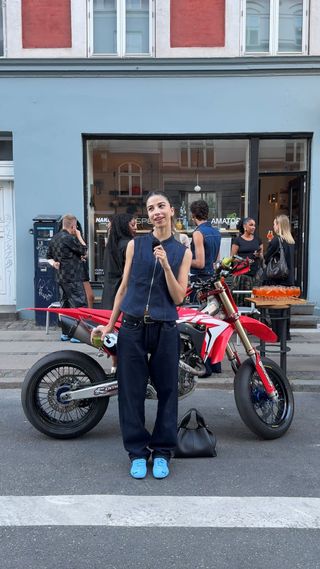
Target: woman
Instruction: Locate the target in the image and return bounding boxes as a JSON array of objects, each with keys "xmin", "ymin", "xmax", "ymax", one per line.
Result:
[
  {"xmin": 231, "ymin": 217, "xmax": 263, "ymax": 306},
  {"xmin": 263, "ymin": 214, "xmax": 295, "ymax": 339},
  {"xmin": 93, "ymin": 192, "xmax": 191, "ymax": 480},
  {"xmin": 101, "ymin": 213, "xmax": 137, "ymax": 310}
]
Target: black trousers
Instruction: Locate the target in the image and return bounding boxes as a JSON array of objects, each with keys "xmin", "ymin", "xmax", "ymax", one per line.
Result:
[
  {"xmin": 59, "ymin": 281, "xmax": 87, "ymax": 308},
  {"xmin": 117, "ymin": 314, "xmax": 180, "ymax": 461}
]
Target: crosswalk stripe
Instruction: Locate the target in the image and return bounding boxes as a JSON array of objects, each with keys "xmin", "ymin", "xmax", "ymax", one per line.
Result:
[{"xmin": 1, "ymin": 495, "xmax": 320, "ymax": 528}]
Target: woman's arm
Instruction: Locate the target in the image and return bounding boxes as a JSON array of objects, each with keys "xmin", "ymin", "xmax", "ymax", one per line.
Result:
[
  {"xmin": 264, "ymin": 237, "xmax": 278, "ymax": 264},
  {"xmin": 154, "ymin": 245, "xmax": 192, "ymax": 305},
  {"xmin": 191, "ymin": 230, "xmax": 205, "ymax": 269},
  {"xmin": 231, "ymin": 243, "xmax": 239, "ymax": 256}
]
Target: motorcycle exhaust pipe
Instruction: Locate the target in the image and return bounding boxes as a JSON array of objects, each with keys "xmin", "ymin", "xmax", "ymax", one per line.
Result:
[
  {"xmin": 179, "ymin": 359, "xmax": 206, "ymax": 377},
  {"xmin": 60, "ymin": 316, "xmax": 94, "ymax": 346}
]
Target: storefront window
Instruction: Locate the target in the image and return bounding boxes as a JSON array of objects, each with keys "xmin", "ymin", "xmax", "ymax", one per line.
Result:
[
  {"xmin": 85, "ymin": 138, "xmax": 249, "ymax": 282},
  {"xmin": 258, "ymin": 139, "xmax": 307, "ymax": 173}
]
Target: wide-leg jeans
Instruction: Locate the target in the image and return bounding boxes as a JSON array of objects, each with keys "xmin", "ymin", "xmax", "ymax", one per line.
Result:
[{"xmin": 117, "ymin": 315, "xmax": 180, "ymax": 461}]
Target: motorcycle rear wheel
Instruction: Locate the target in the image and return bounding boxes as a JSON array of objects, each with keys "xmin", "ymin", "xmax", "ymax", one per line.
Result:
[
  {"xmin": 234, "ymin": 357, "xmax": 294, "ymax": 439},
  {"xmin": 21, "ymin": 350, "xmax": 109, "ymax": 439}
]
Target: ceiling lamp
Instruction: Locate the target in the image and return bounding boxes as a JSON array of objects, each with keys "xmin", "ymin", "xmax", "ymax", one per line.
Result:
[{"xmin": 194, "ymin": 172, "xmax": 201, "ymax": 192}]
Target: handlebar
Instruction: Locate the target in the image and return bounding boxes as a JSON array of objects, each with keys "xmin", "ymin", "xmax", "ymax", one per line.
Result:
[{"xmin": 189, "ymin": 256, "xmax": 252, "ymax": 291}]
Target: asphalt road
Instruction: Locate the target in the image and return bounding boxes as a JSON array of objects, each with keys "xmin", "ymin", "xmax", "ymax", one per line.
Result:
[{"xmin": 1, "ymin": 388, "xmax": 320, "ymax": 569}]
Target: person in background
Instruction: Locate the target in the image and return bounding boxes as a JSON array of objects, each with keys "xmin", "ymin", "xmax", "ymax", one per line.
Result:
[
  {"xmin": 263, "ymin": 214, "xmax": 295, "ymax": 340},
  {"xmin": 47, "ymin": 214, "xmax": 87, "ymax": 342},
  {"xmin": 189, "ymin": 199, "xmax": 222, "ymax": 375},
  {"xmin": 231, "ymin": 217, "xmax": 263, "ymax": 306},
  {"xmin": 101, "ymin": 213, "xmax": 137, "ymax": 372},
  {"xmin": 93, "ymin": 191, "xmax": 191, "ymax": 480},
  {"xmin": 102, "ymin": 213, "xmax": 137, "ymax": 310}
]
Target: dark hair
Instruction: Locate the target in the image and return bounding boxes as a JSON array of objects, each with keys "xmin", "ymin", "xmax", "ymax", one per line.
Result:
[
  {"xmin": 190, "ymin": 200, "xmax": 209, "ymax": 220},
  {"xmin": 236, "ymin": 216, "xmax": 254, "ymax": 235},
  {"xmin": 107, "ymin": 214, "xmax": 134, "ymax": 252},
  {"xmin": 145, "ymin": 191, "xmax": 173, "ymax": 206}
]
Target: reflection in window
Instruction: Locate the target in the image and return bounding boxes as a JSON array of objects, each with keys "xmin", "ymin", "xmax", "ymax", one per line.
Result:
[
  {"xmin": 92, "ymin": 0, "xmax": 151, "ymax": 56},
  {"xmin": 278, "ymin": 0, "xmax": 303, "ymax": 52},
  {"xmin": 119, "ymin": 162, "xmax": 142, "ymax": 195},
  {"xmin": 245, "ymin": 0, "xmax": 305, "ymax": 54},
  {"xmin": 86, "ymin": 138, "xmax": 249, "ymax": 282},
  {"xmin": 259, "ymin": 139, "xmax": 307, "ymax": 172},
  {"xmin": 246, "ymin": 0, "xmax": 270, "ymax": 53}
]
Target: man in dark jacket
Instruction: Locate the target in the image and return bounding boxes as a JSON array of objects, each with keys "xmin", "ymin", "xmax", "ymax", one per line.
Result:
[{"xmin": 47, "ymin": 213, "xmax": 87, "ymax": 310}]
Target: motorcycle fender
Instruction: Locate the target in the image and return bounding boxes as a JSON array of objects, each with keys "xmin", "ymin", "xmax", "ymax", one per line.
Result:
[
  {"xmin": 207, "ymin": 325, "xmax": 234, "ymax": 364},
  {"xmin": 239, "ymin": 315, "xmax": 277, "ymax": 343}
]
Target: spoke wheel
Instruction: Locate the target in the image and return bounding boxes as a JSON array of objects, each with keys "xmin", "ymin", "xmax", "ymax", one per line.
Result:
[
  {"xmin": 21, "ymin": 351, "xmax": 109, "ymax": 439},
  {"xmin": 234, "ymin": 357, "xmax": 294, "ymax": 439}
]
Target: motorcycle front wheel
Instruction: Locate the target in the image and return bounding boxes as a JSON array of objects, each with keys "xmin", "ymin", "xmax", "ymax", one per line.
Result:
[
  {"xmin": 234, "ymin": 357, "xmax": 294, "ymax": 440},
  {"xmin": 21, "ymin": 350, "xmax": 110, "ymax": 439}
]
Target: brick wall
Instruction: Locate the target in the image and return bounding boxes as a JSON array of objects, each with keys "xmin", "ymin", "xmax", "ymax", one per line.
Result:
[
  {"xmin": 170, "ymin": 0, "xmax": 225, "ymax": 48},
  {"xmin": 22, "ymin": 0, "xmax": 72, "ymax": 48}
]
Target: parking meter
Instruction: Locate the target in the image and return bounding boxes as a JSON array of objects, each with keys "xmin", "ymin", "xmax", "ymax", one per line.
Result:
[{"xmin": 32, "ymin": 215, "xmax": 62, "ymax": 325}]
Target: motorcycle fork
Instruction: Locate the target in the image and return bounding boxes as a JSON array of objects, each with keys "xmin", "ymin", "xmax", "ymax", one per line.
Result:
[{"xmin": 214, "ymin": 281, "xmax": 277, "ymax": 397}]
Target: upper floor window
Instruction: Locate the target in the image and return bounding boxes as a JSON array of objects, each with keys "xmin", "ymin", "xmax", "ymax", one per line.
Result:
[
  {"xmin": 91, "ymin": 0, "xmax": 152, "ymax": 56},
  {"xmin": 244, "ymin": 0, "xmax": 308, "ymax": 55},
  {"xmin": 0, "ymin": 2, "xmax": 4, "ymax": 57}
]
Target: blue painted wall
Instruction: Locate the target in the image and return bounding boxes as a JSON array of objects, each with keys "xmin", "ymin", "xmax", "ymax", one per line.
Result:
[{"xmin": 0, "ymin": 73, "xmax": 319, "ymax": 311}]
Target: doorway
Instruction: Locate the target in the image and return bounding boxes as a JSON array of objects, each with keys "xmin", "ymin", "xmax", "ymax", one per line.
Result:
[
  {"xmin": 259, "ymin": 173, "xmax": 306, "ymax": 293},
  {"xmin": 0, "ymin": 180, "xmax": 16, "ymax": 305}
]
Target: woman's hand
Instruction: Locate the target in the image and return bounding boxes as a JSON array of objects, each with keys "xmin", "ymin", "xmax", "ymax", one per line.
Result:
[
  {"xmin": 153, "ymin": 245, "xmax": 170, "ymax": 271},
  {"xmin": 90, "ymin": 324, "xmax": 113, "ymax": 345}
]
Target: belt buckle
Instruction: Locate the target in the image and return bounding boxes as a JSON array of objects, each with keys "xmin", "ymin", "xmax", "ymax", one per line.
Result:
[{"xmin": 143, "ymin": 313, "xmax": 153, "ymax": 324}]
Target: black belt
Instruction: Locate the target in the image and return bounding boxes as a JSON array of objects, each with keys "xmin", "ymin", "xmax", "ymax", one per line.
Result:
[{"xmin": 122, "ymin": 313, "xmax": 159, "ymax": 325}]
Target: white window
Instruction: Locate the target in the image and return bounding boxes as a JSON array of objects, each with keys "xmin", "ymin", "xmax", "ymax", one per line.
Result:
[
  {"xmin": 243, "ymin": 0, "xmax": 308, "ymax": 55},
  {"xmin": 118, "ymin": 162, "xmax": 142, "ymax": 195},
  {"xmin": 180, "ymin": 142, "xmax": 215, "ymax": 169},
  {"xmin": 90, "ymin": 0, "xmax": 152, "ymax": 56},
  {"xmin": 0, "ymin": 2, "xmax": 5, "ymax": 57}
]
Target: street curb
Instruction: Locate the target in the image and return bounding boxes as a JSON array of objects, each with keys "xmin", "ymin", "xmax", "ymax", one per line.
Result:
[{"xmin": 2, "ymin": 376, "xmax": 320, "ymax": 392}]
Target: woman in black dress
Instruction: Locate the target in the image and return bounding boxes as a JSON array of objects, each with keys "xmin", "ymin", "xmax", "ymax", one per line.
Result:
[
  {"xmin": 101, "ymin": 213, "xmax": 137, "ymax": 310},
  {"xmin": 231, "ymin": 217, "xmax": 263, "ymax": 306}
]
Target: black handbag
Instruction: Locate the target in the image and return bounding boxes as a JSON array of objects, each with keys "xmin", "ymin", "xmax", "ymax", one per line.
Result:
[
  {"xmin": 265, "ymin": 237, "xmax": 289, "ymax": 281},
  {"xmin": 174, "ymin": 408, "xmax": 217, "ymax": 458}
]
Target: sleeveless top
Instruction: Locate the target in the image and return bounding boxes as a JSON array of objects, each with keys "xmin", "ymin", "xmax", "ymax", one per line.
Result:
[
  {"xmin": 121, "ymin": 233, "xmax": 186, "ymax": 321},
  {"xmin": 191, "ymin": 222, "xmax": 221, "ymax": 277}
]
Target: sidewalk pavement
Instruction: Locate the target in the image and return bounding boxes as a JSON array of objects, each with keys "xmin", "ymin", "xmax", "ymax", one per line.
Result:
[{"xmin": 0, "ymin": 320, "xmax": 320, "ymax": 391}]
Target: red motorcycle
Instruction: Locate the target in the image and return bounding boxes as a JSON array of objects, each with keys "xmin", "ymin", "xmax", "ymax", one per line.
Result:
[{"xmin": 21, "ymin": 257, "xmax": 294, "ymax": 440}]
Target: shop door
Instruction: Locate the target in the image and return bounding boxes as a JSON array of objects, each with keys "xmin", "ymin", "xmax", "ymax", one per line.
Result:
[
  {"xmin": 0, "ymin": 181, "xmax": 16, "ymax": 305},
  {"xmin": 288, "ymin": 176, "xmax": 305, "ymax": 290}
]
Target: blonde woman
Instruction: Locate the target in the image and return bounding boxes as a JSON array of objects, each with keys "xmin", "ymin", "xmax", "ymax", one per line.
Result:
[
  {"xmin": 263, "ymin": 214, "xmax": 295, "ymax": 340},
  {"xmin": 263, "ymin": 215, "xmax": 295, "ymax": 287}
]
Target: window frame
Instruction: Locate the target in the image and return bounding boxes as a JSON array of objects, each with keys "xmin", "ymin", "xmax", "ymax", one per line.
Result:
[
  {"xmin": 88, "ymin": 0, "xmax": 153, "ymax": 57},
  {"xmin": 0, "ymin": 0, "xmax": 6, "ymax": 58},
  {"xmin": 241, "ymin": 0, "xmax": 309, "ymax": 56}
]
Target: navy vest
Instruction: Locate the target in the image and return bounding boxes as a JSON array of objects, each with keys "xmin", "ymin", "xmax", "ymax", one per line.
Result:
[
  {"xmin": 121, "ymin": 233, "xmax": 186, "ymax": 321},
  {"xmin": 191, "ymin": 222, "xmax": 221, "ymax": 277}
]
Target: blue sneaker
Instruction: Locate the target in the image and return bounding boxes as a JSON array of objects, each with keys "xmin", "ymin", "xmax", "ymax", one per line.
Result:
[
  {"xmin": 70, "ymin": 337, "xmax": 81, "ymax": 343},
  {"xmin": 60, "ymin": 334, "xmax": 70, "ymax": 341},
  {"xmin": 130, "ymin": 458, "xmax": 147, "ymax": 479},
  {"xmin": 153, "ymin": 457, "xmax": 169, "ymax": 479}
]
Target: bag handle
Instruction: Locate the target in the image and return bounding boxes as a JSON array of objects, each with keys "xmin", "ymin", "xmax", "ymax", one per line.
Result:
[{"xmin": 179, "ymin": 408, "xmax": 207, "ymax": 429}]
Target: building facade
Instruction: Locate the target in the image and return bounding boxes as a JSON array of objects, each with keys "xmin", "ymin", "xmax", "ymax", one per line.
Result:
[{"xmin": 0, "ymin": 1, "xmax": 319, "ymax": 314}]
